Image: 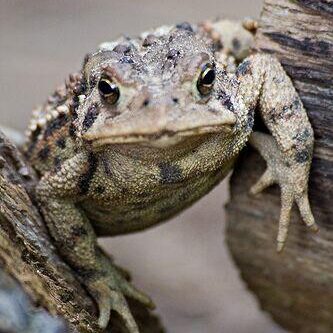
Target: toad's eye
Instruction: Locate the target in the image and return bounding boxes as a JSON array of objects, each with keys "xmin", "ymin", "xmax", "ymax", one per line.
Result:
[
  {"xmin": 98, "ymin": 78, "xmax": 120, "ymax": 104},
  {"xmin": 197, "ymin": 63, "xmax": 216, "ymax": 96}
]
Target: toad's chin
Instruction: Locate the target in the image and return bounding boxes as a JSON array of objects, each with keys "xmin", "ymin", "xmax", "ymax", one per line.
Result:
[{"xmin": 87, "ymin": 124, "xmax": 234, "ymax": 149}]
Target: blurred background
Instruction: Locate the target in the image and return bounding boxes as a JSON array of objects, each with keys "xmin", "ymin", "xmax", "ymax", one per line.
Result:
[{"xmin": 0, "ymin": 1, "xmax": 285, "ymax": 332}]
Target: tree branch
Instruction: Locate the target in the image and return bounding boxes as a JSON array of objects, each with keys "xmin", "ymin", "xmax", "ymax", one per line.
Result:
[{"xmin": 0, "ymin": 131, "xmax": 164, "ymax": 333}]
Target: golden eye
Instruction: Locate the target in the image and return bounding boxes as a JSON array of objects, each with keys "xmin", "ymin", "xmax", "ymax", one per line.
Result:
[
  {"xmin": 197, "ymin": 63, "xmax": 216, "ymax": 96},
  {"xmin": 98, "ymin": 78, "xmax": 120, "ymax": 104}
]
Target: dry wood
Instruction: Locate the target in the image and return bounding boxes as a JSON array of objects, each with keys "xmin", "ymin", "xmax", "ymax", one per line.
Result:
[
  {"xmin": 226, "ymin": 1, "xmax": 333, "ymax": 332},
  {"xmin": 0, "ymin": 131, "xmax": 164, "ymax": 333}
]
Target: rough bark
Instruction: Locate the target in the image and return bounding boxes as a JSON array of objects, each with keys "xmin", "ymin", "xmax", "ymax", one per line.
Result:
[
  {"xmin": 226, "ymin": 1, "xmax": 333, "ymax": 333},
  {"xmin": 0, "ymin": 132, "xmax": 164, "ymax": 333}
]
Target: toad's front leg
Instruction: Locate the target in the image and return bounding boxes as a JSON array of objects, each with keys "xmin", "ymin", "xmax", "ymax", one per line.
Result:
[
  {"xmin": 36, "ymin": 152, "xmax": 153, "ymax": 331},
  {"xmin": 236, "ymin": 54, "xmax": 318, "ymax": 251}
]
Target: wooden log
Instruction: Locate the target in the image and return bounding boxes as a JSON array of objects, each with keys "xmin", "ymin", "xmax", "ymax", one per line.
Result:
[
  {"xmin": 226, "ymin": 1, "xmax": 333, "ymax": 332},
  {"xmin": 0, "ymin": 131, "xmax": 164, "ymax": 333}
]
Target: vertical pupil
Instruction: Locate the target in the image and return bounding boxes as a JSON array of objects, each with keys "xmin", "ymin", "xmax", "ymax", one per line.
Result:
[{"xmin": 98, "ymin": 80, "xmax": 114, "ymax": 95}]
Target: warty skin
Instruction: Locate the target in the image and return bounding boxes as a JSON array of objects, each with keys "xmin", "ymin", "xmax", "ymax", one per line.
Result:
[{"xmin": 24, "ymin": 20, "xmax": 318, "ymax": 332}]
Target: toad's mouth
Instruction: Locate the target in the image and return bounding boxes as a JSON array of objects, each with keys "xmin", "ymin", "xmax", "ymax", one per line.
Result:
[{"xmin": 87, "ymin": 124, "xmax": 234, "ymax": 149}]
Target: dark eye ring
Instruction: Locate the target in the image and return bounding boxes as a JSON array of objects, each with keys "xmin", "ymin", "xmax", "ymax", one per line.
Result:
[
  {"xmin": 197, "ymin": 63, "xmax": 216, "ymax": 96},
  {"xmin": 98, "ymin": 78, "xmax": 120, "ymax": 104}
]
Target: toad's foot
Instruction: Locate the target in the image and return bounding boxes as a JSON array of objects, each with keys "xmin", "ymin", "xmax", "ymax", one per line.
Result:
[
  {"xmin": 85, "ymin": 259, "xmax": 155, "ymax": 332},
  {"xmin": 249, "ymin": 132, "xmax": 318, "ymax": 252}
]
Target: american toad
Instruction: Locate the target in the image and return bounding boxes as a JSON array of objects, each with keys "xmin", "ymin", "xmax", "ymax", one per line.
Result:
[{"xmin": 24, "ymin": 20, "xmax": 317, "ymax": 332}]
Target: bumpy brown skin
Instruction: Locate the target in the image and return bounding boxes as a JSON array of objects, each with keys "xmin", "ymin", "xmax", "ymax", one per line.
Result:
[{"xmin": 24, "ymin": 20, "xmax": 318, "ymax": 332}]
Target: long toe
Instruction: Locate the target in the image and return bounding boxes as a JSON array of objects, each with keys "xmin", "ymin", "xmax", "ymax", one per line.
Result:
[
  {"xmin": 109, "ymin": 290, "xmax": 140, "ymax": 333},
  {"xmin": 276, "ymin": 189, "xmax": 293, "ymax": 252},
  {"xmin": 296, "ymin": 193, "xmax": 319, "ymax": 232},
  {"xmin": 250, "ymin": 168, "xmax": 275, "ymax": 195},
  {"xmin": 96, "ymin": 287, "xmax": 112, "ymax": 329},
  {"xmin": 122, "ymin": 281, "xmax": 156, "ymax": 309},
  {"xmin": 276, "ymin": 241, "xmax": 285, "ymax": 253}
]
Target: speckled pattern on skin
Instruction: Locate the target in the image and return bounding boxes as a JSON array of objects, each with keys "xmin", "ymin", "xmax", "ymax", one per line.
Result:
[{"xmin": 23, "ymin": 19, "xmax": 318, "ymax": 332}]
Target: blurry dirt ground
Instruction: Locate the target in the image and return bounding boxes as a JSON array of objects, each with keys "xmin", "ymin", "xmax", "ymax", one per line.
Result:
[{"xmin": 0, "ymin": 1, "xmax": 285, "ymax": 332}]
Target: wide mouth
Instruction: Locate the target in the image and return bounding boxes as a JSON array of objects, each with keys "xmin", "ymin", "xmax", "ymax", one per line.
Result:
[{"xmin": 88, "ymin": 124, "xmax": 233, "ymax": 149}]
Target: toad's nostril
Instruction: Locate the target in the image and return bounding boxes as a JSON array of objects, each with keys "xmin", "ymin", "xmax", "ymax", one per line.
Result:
[
  {"xmin": 172, "ymin": 97, "xmax": 179, "ymax": 104},
  {"xmin": 143, "ymin": 98, "xmax": 150, "ymax": 107}
]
